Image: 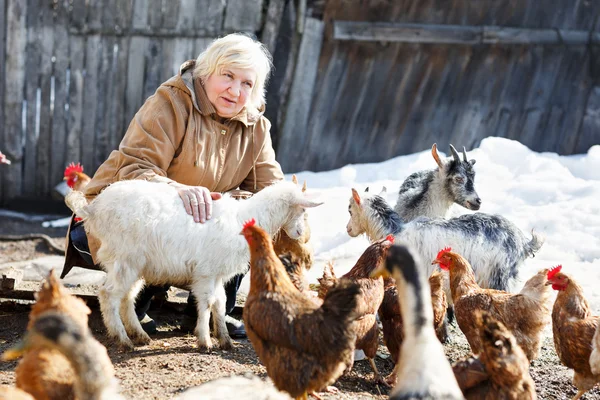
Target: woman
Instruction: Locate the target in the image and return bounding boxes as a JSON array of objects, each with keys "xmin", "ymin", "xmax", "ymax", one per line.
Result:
[{"xmin": 63, "ymin": 33, "xmax": 284, "ymax": 338}]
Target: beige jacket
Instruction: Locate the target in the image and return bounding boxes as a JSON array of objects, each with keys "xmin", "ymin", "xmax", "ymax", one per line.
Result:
[{"xmin": 84, "ymin": 60, "xmax": 284, "ymax": 200}]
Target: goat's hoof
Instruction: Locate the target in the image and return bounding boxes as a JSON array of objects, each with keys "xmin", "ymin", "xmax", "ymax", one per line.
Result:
[
  {"xmin": 117, "ymin": 339, "xmax": 136, "ymax": 352},
  {"xmin": 133, "ymin": 333, "xmax": 151, "ymax": 346},
  {"xmin": 219, "ymin": 338, "xmax": 233, "ymax": 350},
  {"xmin": 197, "ymin": 339, "xmax": 213, "ymax": 352}
]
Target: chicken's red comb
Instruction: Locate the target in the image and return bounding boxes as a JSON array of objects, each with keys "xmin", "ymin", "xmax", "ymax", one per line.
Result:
[
  {"xmin": 385, "ymin": 234, "xmax": 395, "ymax": 244},
  {"xmin": 242, "ymin": 218, "xmax": 256, "ymax": 230},
  {"xmin": 64, "ymin": 162, "xmax": 83, "ymax": 177},
  {"xmin": 436, "ymin": 247, "xmax": 452, "ymax": 260},
  {"xmin": 547, "ymin": 265, "xmax": 562, "ymax": 280}
]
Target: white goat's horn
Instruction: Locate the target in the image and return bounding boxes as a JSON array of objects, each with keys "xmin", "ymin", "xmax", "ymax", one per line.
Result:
[
  {"xmin": 462, "ymin": 146, "xmax": 468, "ymax": 162},
  {"xmin": 449, "ymin": 144, "xmax": 461, "ymax": 163},
  {"xmin": 296, "ymin": 198, "xmax": 324, "ymax": 208}
]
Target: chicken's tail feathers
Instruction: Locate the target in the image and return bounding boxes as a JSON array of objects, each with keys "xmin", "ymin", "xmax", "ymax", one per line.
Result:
[
  {"xmin": 65, "ymin": 190, "xmax": 90, "ymax": 219},
  {"xmin": 526, "ymin": 229, "xmax": 545, "ymax": 257},
  {"xmin": 320, "ymin": 279, "xmax": 361, "ymax": 323}
]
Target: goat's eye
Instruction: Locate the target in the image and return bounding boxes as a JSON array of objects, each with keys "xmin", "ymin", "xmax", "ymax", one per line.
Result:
[{"xmin": 454, "ymin": 177, "xmax": 465, "ymax": 184}]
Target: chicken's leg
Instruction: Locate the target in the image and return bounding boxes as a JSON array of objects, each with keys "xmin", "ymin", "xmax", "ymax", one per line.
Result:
[
  {"xmin": 368, "ymin": 358, "xmax": 391, "ymax": 387},
  {"xmin": 572, "ymin": 390, "xmax": 586, "ymax": 400}
]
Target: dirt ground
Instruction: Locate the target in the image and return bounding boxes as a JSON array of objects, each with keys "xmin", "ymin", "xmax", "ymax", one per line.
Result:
[{"xmin": 0, "ymin": 214, "xmax": 599, "ymax": 399}]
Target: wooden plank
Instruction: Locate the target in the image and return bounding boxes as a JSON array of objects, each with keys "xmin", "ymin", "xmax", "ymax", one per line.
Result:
[
  {"xmin": 261, "ymin": 0, "xmax": 286, "ymax": 55},
  {"xmin": 278, "ymin": 18, "xmax": 324, "ymax": 170},
  {"xmin": 81, "ymin": 35, "xmax": 101, "ymax": 173},
  {"xmin": 69, "ymin": 0, "xmax": 87, "ymax": 31},
  {"xmin": 176, "ymin": 0, "xmax": 196, "ymax": 35},
  {"xmin": 22, "ymin": 0, "xmax": 42, "ymax": 197},
  {"xmin": 161, "ymin": 37, "xmax": 176, "ymax": 83},
  {"xmin": 147, "ymin": 0, "xmax": 163, "ymax": 29},
  {"xmin": 224, "ymin": 0, "xmax": 264, "ymax": 32},
  {"xmin": 93, "ymin": 36, "xmax": 114, "ymax": 168},
  {"xmin": 66, "ymin": 36, "xmax": 85, "ymax": 166},
  {"xmin": 114, "ymin": 0, "xmax": 134, "ymax": 33},
  {"xmin": 50, "ymin": 0, "xmax": 70, "ymax": 186},
  {"xmin": 131, "ymin": 0, "xmax": 149, "ymax": 30},
  {"xmin": 193, "ymin": 0, "xmax": 225, "ymax": 36},
  {"xmin": 35, "ymin": 1, "xmax": 55, "ymax": 196},
  {"xmin": 162, "ymin": 0, "xmax": 180, "ymax": 29},
  {"xmin": 333, "ymin": 20, "xmax": 600, "ymax": 45},
  {"xmin": 125, "ymin": 36, "xmax": 147, "ymax": 129},
  {"xmin": 171, "ymin": 38, "xmax": 195, "ymax": 74},
  {"xmin": 576, "ymin": 86, "xmax": 600, "ymax": 153},
  {"xmin": 2, "ymin": 0, "xmax": 27, "ymax": 204},
  {"xmin": 86, "ymin": 0, "xmax": 103, "ymax": 31},
  {"xmin": 0, "ymin": 0, "xmax": 6, "ymax": 203},
  {"xmin": 109, "ymin": 37, "xmax": 130, "ymax": 150},
  {"xmin": 142, "ymin": 39, "xmax": 163, "ymax": 101}
]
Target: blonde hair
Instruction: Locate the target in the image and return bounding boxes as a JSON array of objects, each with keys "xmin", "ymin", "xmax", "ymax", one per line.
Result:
[{"xmin": 194, "ymin": 33, "xmax": 273, "ymax": 114}]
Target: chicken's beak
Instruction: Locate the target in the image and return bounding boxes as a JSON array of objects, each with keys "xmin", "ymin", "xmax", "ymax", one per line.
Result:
[
  {"xmin": 2, "ymin": 335, "xmax": 32, "ymax": 361},
  {"xmin": 544, "ymin": 280, "xmax": 553, "ymax": 286},
  {"xmin": 369, "ymin": 262, "xmax": 390, "ymax": 279},
  {"xmin": 431, "ymin": 258, "xmax": 440, "ymax": 265}
]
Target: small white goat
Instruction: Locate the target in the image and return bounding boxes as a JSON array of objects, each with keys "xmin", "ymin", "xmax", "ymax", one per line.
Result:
[
  {"xmin": 394, "ymin": 143, "xmax": 481, "ymax": 222},
  {"xmin": 66, "ymin": 180, "xmax": 322, "ymax": 350},
  {"xmin": 347, "ymin": 189, "xmax": 543, "ymax": 292}
]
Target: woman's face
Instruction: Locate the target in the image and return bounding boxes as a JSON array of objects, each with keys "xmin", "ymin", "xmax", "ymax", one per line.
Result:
[{"xmin": 203, "ymin": 67, "xmax": 257, "ymax": 118}]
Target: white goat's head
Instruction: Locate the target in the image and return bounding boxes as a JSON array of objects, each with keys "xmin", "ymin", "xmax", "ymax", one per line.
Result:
[
  {"xmin": 432, "ymin": 143, "xmax": 481, "ymax": 211},
  {"xmin": 346, "ymin": 187, "xmax": 378, "ymax": 237},
  {"xmin": 281, "ymin": 178, "xmax": 322, "ymax": 240}
]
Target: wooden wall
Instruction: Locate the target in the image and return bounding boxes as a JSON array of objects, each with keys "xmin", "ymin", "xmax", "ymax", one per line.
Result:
[
  {"xmin": 0, "ymin": 0, "xmax": 266, "ymax": 205},
  {"xmin": 2, "ymin": 0, "xmax": 600, "ymax": 205},
  {"xmin": 275, "ymin": 0, "xmax": 600, "ymax": 172}
]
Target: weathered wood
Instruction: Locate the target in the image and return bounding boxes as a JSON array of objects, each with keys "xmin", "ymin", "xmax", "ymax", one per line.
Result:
[
  {"xmin": 50, "ymin": 0, "xmax": 70, "ymax": 185},
  {"xmin": 69, "ymin": 0, "xmax": 87, "ymax": 30},
  {"xmin": 86, "ymin": 0, "xmax": 103, "ymax": 31},
  {"xmin": 114, "ymin": 0, "xmax": 134, "ymax": 33},
  {"xmin": 176, "ymin": 0, "xmax": 196, "ymax": 34},
  {"xmin": 109, "ymin": 37, "xmax": 130, "ymax": 150},
  {"xmin": 143, "ymin": 39, "xmax": 163, "ymax": 101},
  {"xmin": 65, "ymin": 36, "xmax": 85, "ymax": 166},
  {"xmin": 261, "ymin": 0, "xmax": 286, "ymax": 55},
  {"xmin": 1, "ymin": 268, "xmax": 23, "ymax": 290},
  {"xmin": 23, "ymin": 0, "xmax": 42, "ymax": 197},
  {"xmin": 93, "ymin": 36, "xmax": 113, "ymax": 167},
  {"xmin": 148, "ymin": 0, "xmax": 163, "ymax": 29},
  {"xmin": 576, "ymin": 86, "xmax": 600, "ymax": 153},
  {"xmin": 131, "ymin": 0, "xmax": 149, "ymax": 30},
  {"xmin": 35, "ymin": 2, "xmax": 55, "ymax": 196},
  {"xmin": 0, "ymin": 0, "xmax": 6, "ymax": 203},
  {"xmin": 278, "ymin": 18, "xmax": 324, "ymax": 170},
  {"xmin": 194, "ymin": 0, "xmax": 225, "ymax": 36},
  {"xmin": 333, "ymin": 21, "xmax": 600, "ymax": 45},
  {"xmin": 125, "ymin": 36, "xmax": 147, "ymax": 128},
  {"xmin": 224, "ymin": 0, "xmax": 264, "ymax": 32},
  {"xmin": 81, "ymin": 35, "xmax": 101, "ymax": 173},
  {"xmin": 163, "ymin": 0, "xmax": 180, "ymax": 29}
]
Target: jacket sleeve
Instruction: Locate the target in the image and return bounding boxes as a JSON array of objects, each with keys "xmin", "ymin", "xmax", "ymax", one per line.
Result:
[
  {"xmin": 239, "ymin": 118, "xmax": 285, "ymax": 192},
  {"xmin": 84, "ymin": 86, "xmax": 188, "ymax": 198}
]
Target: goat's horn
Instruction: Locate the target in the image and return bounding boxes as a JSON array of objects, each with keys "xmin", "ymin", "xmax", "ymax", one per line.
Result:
[
  {"xmin": 462, "ymin": 146, "xmax": 468, "ymax": 162},
  {"xmin": 302, "ymin": 181, "xmax": 307, "ymax": 192},
  {"xmin": 449, "ymin": 144, "xmax": 461, "ymax": 164},
  {"xmin": 431, "ymin": 143, "xmax": 443, "ymax": 168},
  {"xmin": 292, "ymin": 174, "xmax": 298, "ymax": 184}
]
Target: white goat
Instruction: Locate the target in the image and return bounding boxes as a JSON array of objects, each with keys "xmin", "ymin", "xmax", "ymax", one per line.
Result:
[
  {"xmin": 394, "ymin": 143, "xmax": 481, "ymax": 222},
  {"xmin": 347, "ymin": 189, "xmax": 543, "ymax": 292},
  {"xmin": 65, "ymin": 180, "xmax": 322, "ymax": 350}
]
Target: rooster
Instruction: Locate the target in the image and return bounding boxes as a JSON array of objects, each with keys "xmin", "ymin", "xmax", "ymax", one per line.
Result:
[
  {"xmin": 592, "ymin": 322, "xmax": 600, "ymax": 376},
  {"xmin": 241, "ymin": 219, "xmax": 361, "ymax": 400},
  {"xmin": 433, "ymin": 248, "xmax": 552, "ymax": 361},
  {"xmin": 453, "ymin": 311, "xmax": 537, "ymax": 399},
  {"xmin": 548, "ymin": 266, "xmax": 600, "ymax": 399},
  {"xmin": 316, "ymin": 235, "xmax": 394, "ymax": 385},
  {"xmin": 13, "ymin": 270, "xmax": 92, "ymax": 400},
  {"xmin": 371, "ymin": 244, "xmax": 464, "ymax": 399},
  {"xmin": 64, "ymin": 162, "xmax": 91, "ymax": 192}
]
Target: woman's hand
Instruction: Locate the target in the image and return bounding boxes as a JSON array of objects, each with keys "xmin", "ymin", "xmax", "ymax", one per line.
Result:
[{"xmin": 170, "ymin": 182, "xmax": 222, "ymax": 223}]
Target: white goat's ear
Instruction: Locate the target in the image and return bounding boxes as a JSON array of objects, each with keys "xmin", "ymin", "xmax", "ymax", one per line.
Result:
[
  {"xmin": 431, "ymin": 143, "xmax": 444, "ymax": 168},
  {"xmin": 379, "ymin": 186, "xmax": 387, "ymax": 195},
  {"xmin": 364, "ymin": 187, "xmax": 369, "ymax": 192},
  {"xmin": 351, "ymin": 188, "xmax": 361, "ymax": 205},
  {"xmin": 296, "ymin": 198, "xmax": 323, "ymax": 208},
  {"xmin": 291, "ymin": 174, "xmax": 298, "ymax": 184},
  {"xmin": 469, "ymin": 159, "xmax": 476, "ymax": 166}
]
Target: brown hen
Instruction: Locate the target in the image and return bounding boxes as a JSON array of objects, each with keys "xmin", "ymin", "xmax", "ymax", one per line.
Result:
[
  {"xmin": 454, "ymin": 311, "xmax": 537, "ymax": 399},
  {"xmin": 14, "ymin": 270, "xmax": 92, "ymax": 400},
  {"xmin": 433, "ymin": 248, "xmax": 552, "ymax": 361},
  {"xmin": 242, "ymin": 219, "xmax": 360, "ymax": 400},
  {"xmin": 548, "ymin": 266, "xmax": 600, "ymax": 399},
  {"xmin": 316, "ymin": 236, "xmax": 395, "ymax": 385}
]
